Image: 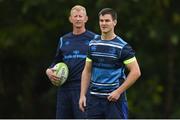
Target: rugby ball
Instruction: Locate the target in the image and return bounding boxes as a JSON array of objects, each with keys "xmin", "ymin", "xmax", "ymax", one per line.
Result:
[{"xmin": 52, "ymin": 62, "xmax": 69, "ymax": 86}]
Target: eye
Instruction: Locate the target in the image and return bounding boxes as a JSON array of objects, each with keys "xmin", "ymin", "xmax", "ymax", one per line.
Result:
[
  {"xmin": 99, "ymin": 19, "xmax": 104, "ymax": 22},
  {"xmin": 79, "ymin": 15, "xmax": 83, "ymax": 18},
  {"xmin": 105, "ymin": 19, "xmax": 110, "ymax": 22}
]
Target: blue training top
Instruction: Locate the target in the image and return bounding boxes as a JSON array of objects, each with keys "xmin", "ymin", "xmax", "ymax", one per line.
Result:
[
  {"xmin": 87, "ymin": 35, "xmax": 136, "ymax": 100},
  {"xmin": 50, "ymin": 30, "xmax": 97, "ymax": 89}
]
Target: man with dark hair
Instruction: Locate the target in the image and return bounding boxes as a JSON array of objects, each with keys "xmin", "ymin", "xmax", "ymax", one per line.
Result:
[{"xmin": 79, "ymin": 8, "xmax": 141, "ymax": 119}]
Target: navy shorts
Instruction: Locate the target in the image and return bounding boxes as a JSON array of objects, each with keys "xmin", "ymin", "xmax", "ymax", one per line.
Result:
[
  {"xmin": 86, "ymin": 94, "xmax": 128, "ymax": 119},
  {"xmin": 56, "ymin": 88, "xmax": 86, "ymax": 119}
]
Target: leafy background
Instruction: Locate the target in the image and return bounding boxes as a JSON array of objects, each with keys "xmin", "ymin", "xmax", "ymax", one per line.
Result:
[{"xmin": 0, "ymin": 0, "xmax": 179, "ymax": 118}]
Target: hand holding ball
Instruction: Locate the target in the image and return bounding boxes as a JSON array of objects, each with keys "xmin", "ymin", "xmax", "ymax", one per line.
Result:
[{"xmin": 52, "ymin": 62, "xmax": 69, "ymax": 86}]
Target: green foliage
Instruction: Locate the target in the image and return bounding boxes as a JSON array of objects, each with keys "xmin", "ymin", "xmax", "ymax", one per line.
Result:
[{"xmin": 0, "ymin": 0, "xmax": 179, "ymax": 118}]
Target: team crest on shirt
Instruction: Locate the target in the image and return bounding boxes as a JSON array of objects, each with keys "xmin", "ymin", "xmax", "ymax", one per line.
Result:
[
  {"xmin": 109, "ymin": 48, "xmax": 116, "ymax": 54},
  {"xmin": 65, "ymin": 41, "xmax": 70, "ymax": 45},
  {"xmin": 91, "ymin": 46, "xmax": 97, "ymax": 51},
  {"xmin": 85, "ymin": 40, "xmax": 89, "ymax": 45}
]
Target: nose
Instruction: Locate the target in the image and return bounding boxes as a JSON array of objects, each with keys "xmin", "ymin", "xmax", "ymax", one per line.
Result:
[
  {"xmin": 76, "ymin": 16, "xmax": 82, "ymax": 21},
  {"xmin": 101, "ymin": 21, "xmax": 106, "ymax": 25},
  {"xmin": 76, "ymin": 17, "xmax": 80, "ymax": 20}
]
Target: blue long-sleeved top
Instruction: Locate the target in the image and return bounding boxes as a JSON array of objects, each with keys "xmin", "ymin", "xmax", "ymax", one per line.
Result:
[{"xmin": 50, "ymin": 30, "xmax": 97, "ymax": 89}]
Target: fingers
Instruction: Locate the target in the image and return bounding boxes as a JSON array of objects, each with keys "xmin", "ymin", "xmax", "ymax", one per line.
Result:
[
  {"xmin": 49, "ymin": 76, "xmax": 60, "ymax": 86},
  {"xmin": 46, "ymin": 68, "xmax": 61, "ymax": 86},
  {"xmin": 79, "ymin": 101, "xmax": 85, "ymax": 112},
  {"xmin": 107, "ymin": 95, "xmax": 112, "ymax": 101},
  {"xmin": 83, "ymin": 99, "xmax": 86, "ymax": 108},
  {"xmin": 107, "ymin": 95, "xmax": 117, "ymax": 102},
  {"xmin": 79, "ymin": 97, "xmax": 86, "ymax": 112},
  {"xmin": 47, "ymin": 68, "xmax": 60, "ymax": 80},
  {"xmin": 48, "ymin": 73, "xmax": 61, "ymax": 86},
  {"xmin": 50, "ymin": 73, "xmax": 60, "ymax": 80}
]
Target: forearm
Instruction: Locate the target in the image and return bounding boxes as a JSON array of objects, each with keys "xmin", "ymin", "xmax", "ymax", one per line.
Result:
[
  {"xmin": 117, "ymin": 69, "xmax": 141, "ymax": 94},
  {"xmin": 80, "ymin": 70, "xmax": 91, "ymax": 97}
]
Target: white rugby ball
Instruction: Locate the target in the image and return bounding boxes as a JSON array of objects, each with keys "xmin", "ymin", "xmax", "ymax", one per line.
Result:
[{"xmin": 52, "ymin": 62, "xmax": 69, "ymax": 86}]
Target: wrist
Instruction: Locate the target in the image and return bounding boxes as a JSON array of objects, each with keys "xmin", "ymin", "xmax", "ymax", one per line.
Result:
[
  {"xmin": 80, "ymin": 92, "xmax": 86, "ymax": 97},
  {"xmin": 116, "ymin": 87, "xmax": 123, "ymax": 95}
]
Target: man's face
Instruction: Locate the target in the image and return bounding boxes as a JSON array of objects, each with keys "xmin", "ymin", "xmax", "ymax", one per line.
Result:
[
  {"xmin": 99, "ymin": 14, "xmax": 116, "ymax": 33},
  {"xmin": 69, "ymin": 10, "xmax": 87, "ymax": 28}
]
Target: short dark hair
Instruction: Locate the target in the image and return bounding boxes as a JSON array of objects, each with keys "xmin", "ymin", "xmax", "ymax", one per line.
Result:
[{"xmin": 98, "ymin": 8, "xmax": 117, "ymax": 20}]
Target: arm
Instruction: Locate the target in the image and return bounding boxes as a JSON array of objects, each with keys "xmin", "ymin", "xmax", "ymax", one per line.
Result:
[
  {"xmin": 108, "ymin": 58, "xmax": 141, "ymax": 101},
  {"xmin": 46, "ymin": 37, "xmax": 63, "ymax": 86},
  {"xmin": 79, "ymin": 60, "xmax": 92, "ymax": 112}
]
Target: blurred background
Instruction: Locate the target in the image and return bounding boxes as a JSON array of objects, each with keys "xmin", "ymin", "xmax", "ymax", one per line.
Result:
[{"xmin": 0, "ymin": 0, "xmax": 179, "ymax": 118}]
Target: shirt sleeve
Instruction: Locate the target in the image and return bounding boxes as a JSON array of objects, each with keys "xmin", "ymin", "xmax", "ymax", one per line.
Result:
[
  {"xmin": 86, "ymin": 57, "xmax": 92, "ymax": 62},
  {"xmin": 120, "ymin": 44, "xmax": 136, "ymax": 65},
  {"xmin": 86, "ymin": 44, "xmax": 92, "ymax": 62},
  {"xmin": 49, "ymin": 37, "xmax": 64, "ymax": 68}
]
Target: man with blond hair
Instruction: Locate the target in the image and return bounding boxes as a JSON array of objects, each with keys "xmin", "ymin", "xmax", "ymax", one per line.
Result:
[{"xmin": 46, "ymin": 5, "xmax": 97, "ymax": 118}]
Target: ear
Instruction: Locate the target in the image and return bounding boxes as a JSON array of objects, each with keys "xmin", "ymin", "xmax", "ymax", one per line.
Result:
[
  {"xmin": 114, "ymin": 20, "xmax": 117, "ymax": 26},
  {"xmin": 84, "ymin": 16, "xmax": 88, "ymax": 23},
  {"xmin": 69, "ymin": 16, "xmax": 72, "ymax": 23}
]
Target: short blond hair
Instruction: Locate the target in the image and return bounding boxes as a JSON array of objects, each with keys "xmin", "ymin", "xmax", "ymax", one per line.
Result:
[{"xmin": 70, "ymin": 5, "xmax": 87, "ymax": 16}]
